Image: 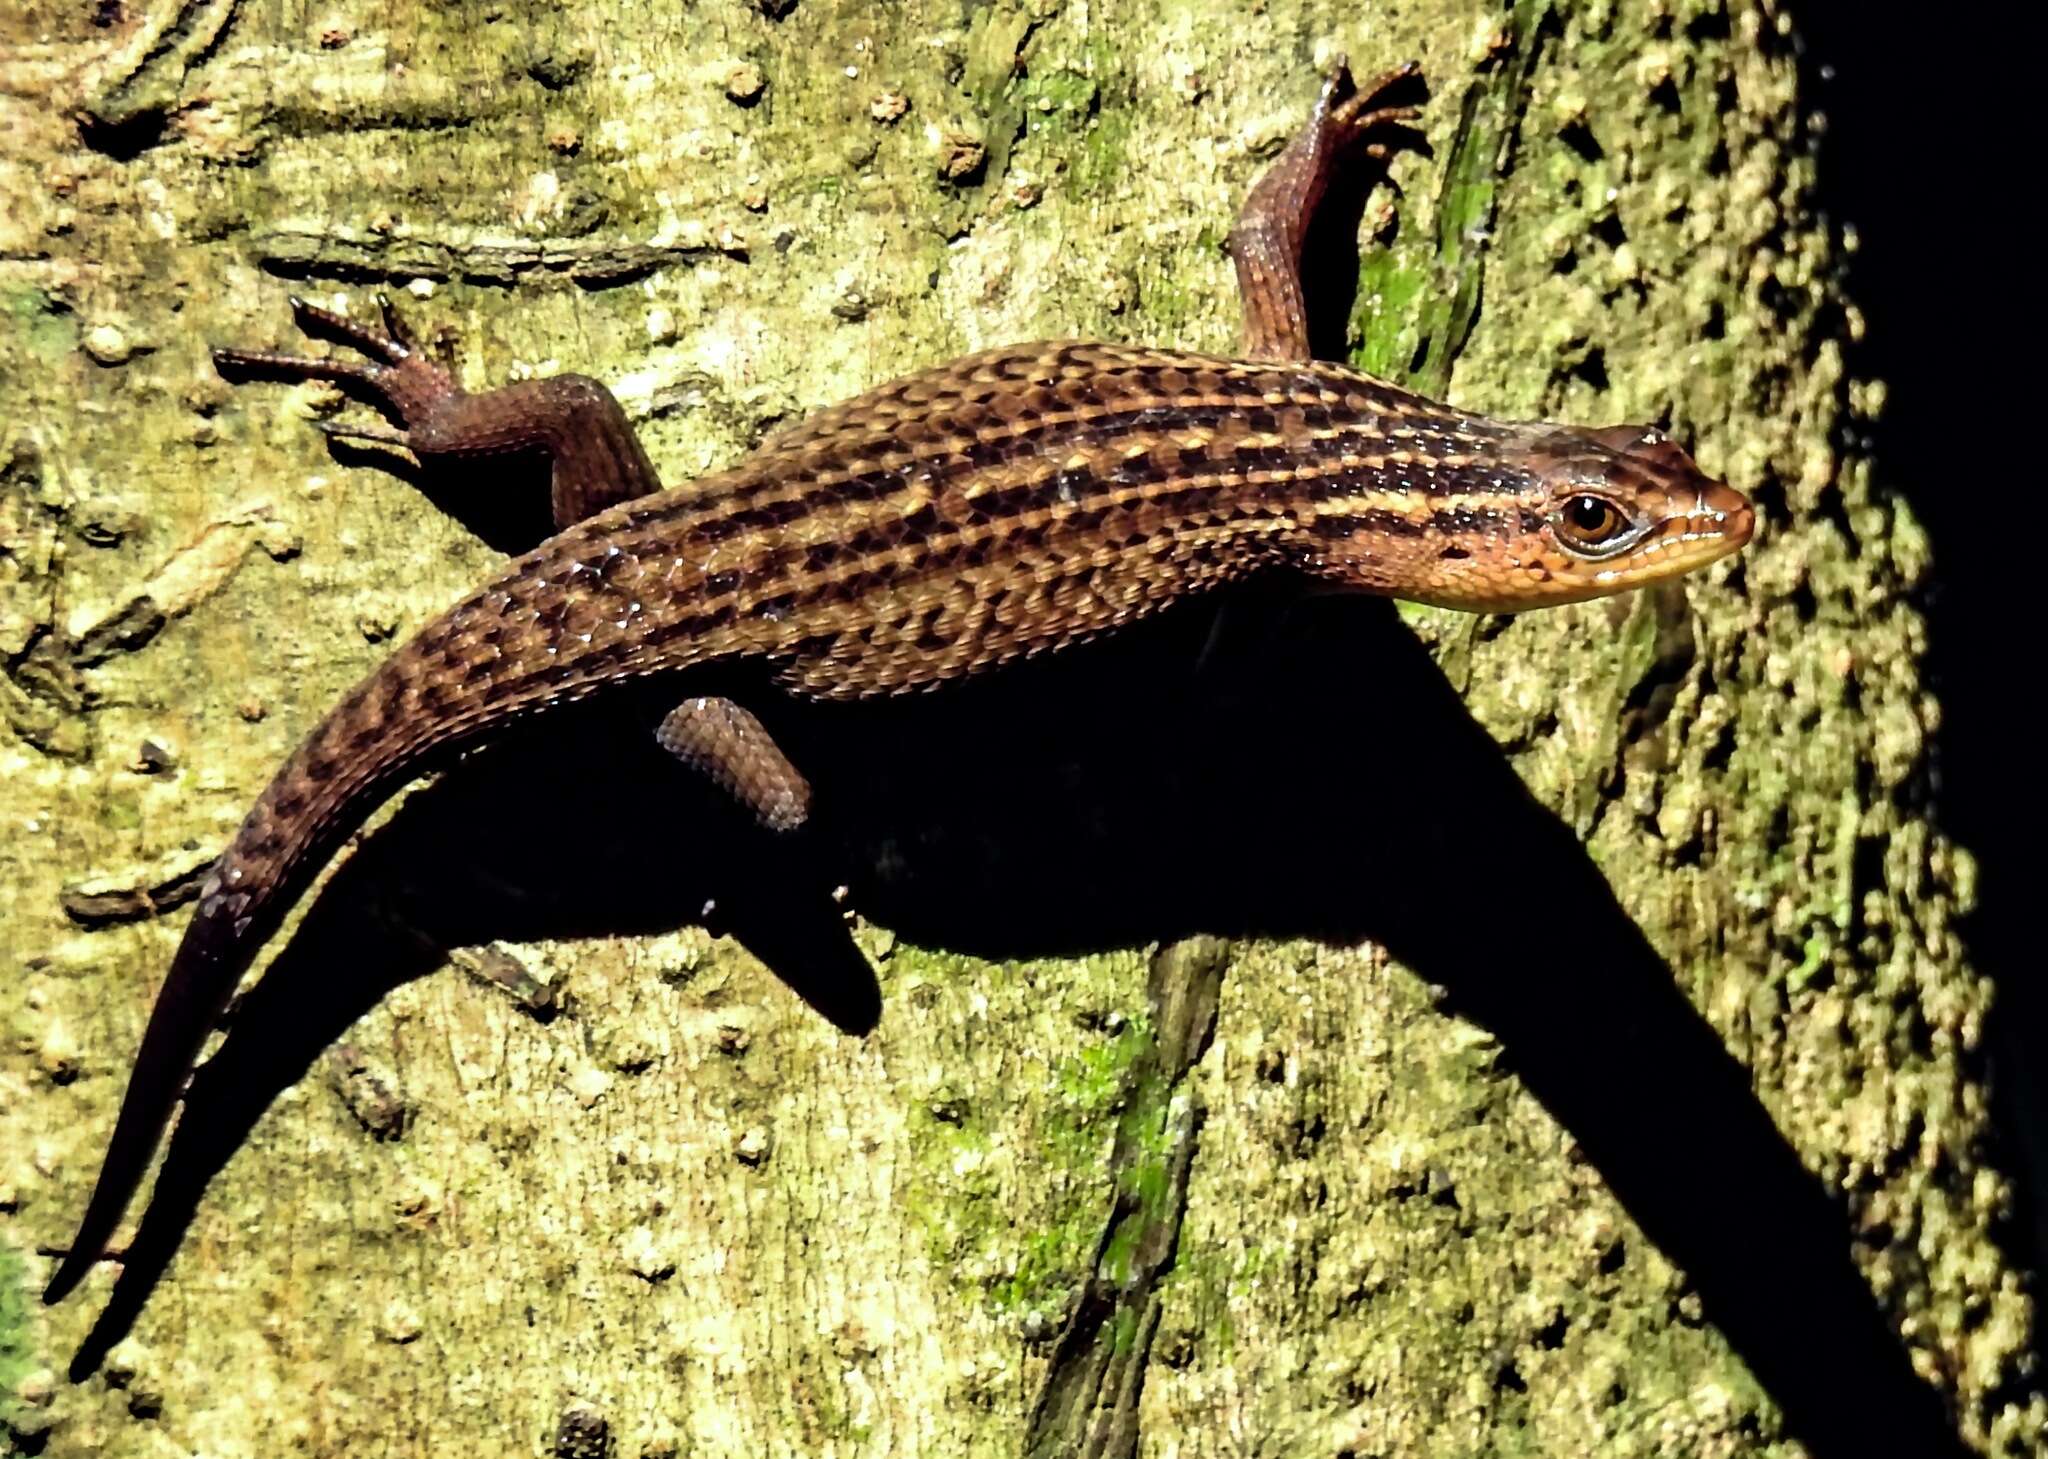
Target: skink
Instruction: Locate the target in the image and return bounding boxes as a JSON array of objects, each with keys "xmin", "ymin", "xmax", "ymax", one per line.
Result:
[{"xmin": 45, "ymin": 60, "xmax": 1752, "ymax": 1304}]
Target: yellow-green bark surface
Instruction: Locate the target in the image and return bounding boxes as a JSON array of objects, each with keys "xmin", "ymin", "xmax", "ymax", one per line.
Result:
[{"xmin": 0, "ymin": 1, "xmax": 2036, "ymax": 1456}]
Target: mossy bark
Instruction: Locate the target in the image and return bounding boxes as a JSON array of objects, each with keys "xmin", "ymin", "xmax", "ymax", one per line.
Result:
[{"xmin": 0, "ymin": 2, "xmax": 2035, "ymax": 1456}]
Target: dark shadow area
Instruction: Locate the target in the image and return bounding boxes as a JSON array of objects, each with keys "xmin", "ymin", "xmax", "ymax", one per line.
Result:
[
  {"xmin": 323, "ymin": 437, "xmax": 563, "ymax": 557},
  {"xmin": 72, "ymin": 585, "xmax": 1962, "ymax": 1456},
  {"xmin": 1789, "ymin": 4, "xmax": 2041, "ymax": 1304}
]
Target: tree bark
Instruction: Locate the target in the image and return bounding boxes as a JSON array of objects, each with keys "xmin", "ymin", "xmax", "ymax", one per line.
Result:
[{"xmin": 0, "ymin": 2, "xmax": 2035, "ymax": 1456}]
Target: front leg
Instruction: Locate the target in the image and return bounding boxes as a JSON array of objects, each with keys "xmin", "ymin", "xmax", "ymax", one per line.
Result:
[
  {"xmin": 1230, "ymin": 59, "xmax": 1423, "ymax": 364},
  {"xmin": 214, "ymin": 295, "xmax": 663, "ymax": 531}
]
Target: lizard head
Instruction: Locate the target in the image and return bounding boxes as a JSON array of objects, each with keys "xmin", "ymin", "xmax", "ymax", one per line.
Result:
[
  {"xmin": 1504, "ymin": 422, "xmax": 1753, "ymax": 607},
  {"xmin": 1310, "ymin": 421, "xmax": 1754, "ymax": 612}
]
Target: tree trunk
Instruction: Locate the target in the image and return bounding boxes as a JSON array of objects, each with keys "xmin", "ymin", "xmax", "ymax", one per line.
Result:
[{"xmin": 0, "ymin": 2, "xmax": 2034, "ymax": 1456}]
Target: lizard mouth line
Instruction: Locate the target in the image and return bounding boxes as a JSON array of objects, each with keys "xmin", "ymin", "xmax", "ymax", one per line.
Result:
[{"xmin": 1590, "ymin": 508, "xmax": 1753, "ymax": 583}]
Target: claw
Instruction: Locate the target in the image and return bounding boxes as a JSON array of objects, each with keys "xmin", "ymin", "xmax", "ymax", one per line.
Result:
[
  {"xmin": 374, "ymin": 293, "xmax": 416, "ymax": 354},
  {"xmin": 314, "ymin": 419, "xmax": 411, "ymax": 449}
]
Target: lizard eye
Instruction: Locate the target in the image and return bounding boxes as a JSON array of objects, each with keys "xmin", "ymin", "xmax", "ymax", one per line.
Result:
[{"xmin": 1554, "ymin": 494, "xmax": 1634, "ymax": 554}]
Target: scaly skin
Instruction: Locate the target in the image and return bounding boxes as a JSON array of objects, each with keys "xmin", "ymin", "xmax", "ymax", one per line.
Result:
[{"xmin": 44, "ymin": 60, "xmax": 1752, "ymax": 1308}]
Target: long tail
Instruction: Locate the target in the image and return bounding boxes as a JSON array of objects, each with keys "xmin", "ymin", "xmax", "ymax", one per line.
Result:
[{"xmin": 42, "ymin": 564, "xmax": 619, "ymax": 1303}]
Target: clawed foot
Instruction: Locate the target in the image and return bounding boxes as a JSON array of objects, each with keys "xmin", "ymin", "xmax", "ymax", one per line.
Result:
[
  {"xmin": 1313, "ymin": 56, "xmax": 1425, "ymax": 164},
  {"xmin": 213, "ymin": 294, "xmax": 463, "ymax": 447}
]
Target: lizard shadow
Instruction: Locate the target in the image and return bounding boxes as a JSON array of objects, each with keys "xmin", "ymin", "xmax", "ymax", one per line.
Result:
[{"xmin": 74, "ymin": 586, "xmax": 1960, "ymax": 1457}]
